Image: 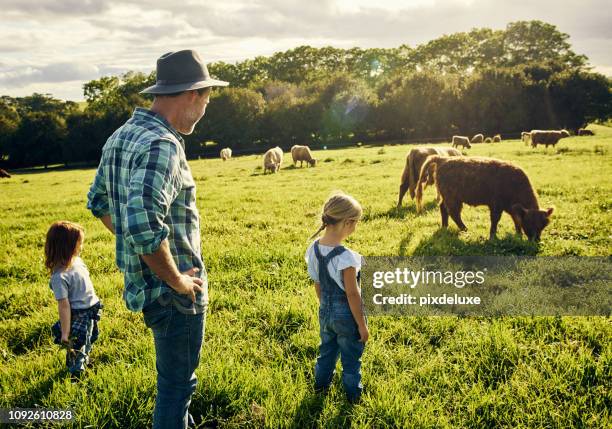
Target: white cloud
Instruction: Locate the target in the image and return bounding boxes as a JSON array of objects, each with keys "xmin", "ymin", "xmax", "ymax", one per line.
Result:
[
  {"xmin": 0, "ymin": 0, "xmax": 609, "ymax": 101},
  {"xmin": 0, "ymin": 63, "xmax": 100, "ymax": 87}
]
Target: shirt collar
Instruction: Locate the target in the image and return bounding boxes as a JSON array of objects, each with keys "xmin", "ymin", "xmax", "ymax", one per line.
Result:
[{"xmin": 133, "ymin": 107, "xmax": 185, "ymax": 146}]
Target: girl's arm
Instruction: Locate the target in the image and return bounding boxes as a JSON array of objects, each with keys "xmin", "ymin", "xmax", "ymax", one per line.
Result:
[
  {"xmin": 57, "ymin": 298, "xmax": 71, "ymax": 343},
  {"xmin": 314, "ymin": 282, "xmax": 321, "ymax": 302},
  {"xmin": 343, "ymin": 267, "xmax": 369, "ymax": 343}
]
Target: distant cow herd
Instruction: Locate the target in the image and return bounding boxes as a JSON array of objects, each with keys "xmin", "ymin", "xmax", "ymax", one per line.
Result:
[
  {"xmin": 395, "ymin": 127, "xmax": 595, "ymax": 240},
  {"xmin": 210, "ymin": 128, "xmax": 596, "ymax": 242}
]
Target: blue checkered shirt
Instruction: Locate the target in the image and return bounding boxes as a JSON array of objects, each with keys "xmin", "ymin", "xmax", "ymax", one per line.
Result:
[{"xmin": 87, "ymin": 108, "xmax": 208, "ymax": 312}]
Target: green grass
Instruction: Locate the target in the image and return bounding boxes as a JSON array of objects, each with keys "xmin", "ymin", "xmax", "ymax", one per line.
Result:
[{"xmin": 1, "ymin": 125, "xmax": 611, "ymax": 428}]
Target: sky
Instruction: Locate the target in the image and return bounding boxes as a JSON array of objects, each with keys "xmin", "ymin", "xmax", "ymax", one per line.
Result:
[{"xmin": 1, "ymin": 0, "xmax": 610, "ymax": 101}]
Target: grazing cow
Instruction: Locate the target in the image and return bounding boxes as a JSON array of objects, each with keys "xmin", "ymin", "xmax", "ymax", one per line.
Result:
[
  {"xmin": 484, "ymin": 137, "xmax": 493, "ymax": 143},
  {"xmin": 578, "ymin": 128, "xmax": 595, "ymax": 136},
  {"xmin": 493, "ymin": 134, "xmax": 502, "ymax": 143},
  {"xmin": 471, "ymin": 134, "xmax": 484, "ymax": 144},
  {"xmin": 452, "ymin": 136, "xmax": 471, "ymax": 149},
  {"xmin": 416, "ymin": 156, "xmax": 554, "ymax": 241},
  {"xmin": 263, "ymin": 146, "xmax": 283, "ymax": 173},
  {"xmin": 290, "ymin": 145, "xmax": 317, "ymax": 167},
  {"xmin": 397, "ymin": 147, "xmax": 461, "ymax": 207},
  {"xmin": 521, "ymin": 132, "xmax": 531, "ymax": 145},
  {"xmin": 0, "ymin": 168, "xmax": 10, "ymax": 178},
  {"xmin": 530, "ymin": 130, "xmax": 570, "ymax": 148},
  {"xmin": 220, "ymin": 148, "xmax": 232, "ymax": 161}
]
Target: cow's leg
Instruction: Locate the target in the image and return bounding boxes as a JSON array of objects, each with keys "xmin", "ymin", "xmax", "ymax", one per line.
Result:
[
  {"xmin": 440, "ymin": 202, "xmax": 449, "ymax": 228},
  {"xmin": 489, "ymin": 207, "xmax": 502, "ymax": 240},
  {"xmin": 398, "ymin": 182, "xmax": 409, "ymax": 208},
  {"xmin": 447, "ymin": 202, "xmax": 467, "ymax": 231},
  {"xmin": 509, "ymin": 210, "xmax": 523, "ymax": 236}
]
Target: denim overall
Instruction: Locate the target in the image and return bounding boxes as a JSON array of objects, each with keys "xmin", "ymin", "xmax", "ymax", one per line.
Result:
[{"xmin": 313, "ymin": 240, "xmax": 364, "ymax": 403}]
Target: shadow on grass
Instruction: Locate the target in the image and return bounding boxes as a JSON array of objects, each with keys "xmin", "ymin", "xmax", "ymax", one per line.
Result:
[
  {"xmin": 409, "ymin": 228, "xmax": 540, "ymax": 256},
  {"xmin": 11, "ymin": 367, "xmax": 65, "ymax": 407},
  {"xmin": 362, "ymin": 200, "xmax": 438, "ymax": 222},
  {"xmin": 290, "ymin": 392, "xmax": 326, "ymax": 429},
  {"xmin": 8, "ymin": 324, "xmax": 52, "ymax": 355}
]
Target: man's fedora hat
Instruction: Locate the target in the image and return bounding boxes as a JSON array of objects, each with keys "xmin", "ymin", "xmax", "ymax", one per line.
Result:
[{"xmin": 140, "ymin": 49, "xmax": 229, "ymax": 95}]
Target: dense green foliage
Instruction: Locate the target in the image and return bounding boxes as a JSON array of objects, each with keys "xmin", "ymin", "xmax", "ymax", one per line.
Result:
[
  {"xmin": 0, "ymin": 126, "xmax": 610, "ymax": 428},
  {"xmin": 0, "ymin": 20, "xmax": 610, "ymax": 169}
]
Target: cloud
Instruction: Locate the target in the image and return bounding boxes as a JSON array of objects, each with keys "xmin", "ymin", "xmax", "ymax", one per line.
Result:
[
  {"xmin": 0, "ymin": 0, "xmax": 610, "ymax": 101},
  {"xmin": 2, "ymin": 0, "xmax": 111, "ymax": 15},
  {"xmin": 0, "ymin": 63, "xmax": 100, "ymax": 87}
]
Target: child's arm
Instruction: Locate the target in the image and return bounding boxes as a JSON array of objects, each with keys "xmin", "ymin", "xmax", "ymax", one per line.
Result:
[
  {"xmin": 314, "ymin": 282, "xmax": 321, "ymax": 303},
  {"xmin": 57, "ymin": 298, "xmax": 71, "ymax": 344},
  {"xmin": 343, "ymin": 267, "xmax": 369, "ymax": 343}
]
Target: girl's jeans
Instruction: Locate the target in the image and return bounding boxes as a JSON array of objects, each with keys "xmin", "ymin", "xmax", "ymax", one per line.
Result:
[
  {"xmin": 314, "ymin": 309, "xmax": 365, "ymax": 402},
  {"xmin": 143, "ymin": 299, "xmax": 206, "ymax": 429}
]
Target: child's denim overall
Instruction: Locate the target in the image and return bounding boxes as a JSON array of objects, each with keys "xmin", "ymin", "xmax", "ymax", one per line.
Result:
[{"xmin": 313, "ymin": 240, "xmax": 364, "ymax": 403}]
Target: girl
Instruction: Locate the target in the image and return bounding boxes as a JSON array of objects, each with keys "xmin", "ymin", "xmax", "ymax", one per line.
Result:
[
  {"xmin": 45, "ymin": 221, "xmax": 102, "ymax": 378},
  {"xmin": 305, "ymin": 192, "xmax": 368, "ymax": 404}
]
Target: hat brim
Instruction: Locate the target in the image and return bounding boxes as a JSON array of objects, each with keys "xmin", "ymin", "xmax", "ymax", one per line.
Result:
[{"xmin": 140, "ymin": 79, "xmax": 229, "ymax": 95}]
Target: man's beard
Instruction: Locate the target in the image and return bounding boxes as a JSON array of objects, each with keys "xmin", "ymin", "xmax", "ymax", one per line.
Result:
[{"xmin": 181, "ymin": 104, "xmax": 205, "ymax": 135}]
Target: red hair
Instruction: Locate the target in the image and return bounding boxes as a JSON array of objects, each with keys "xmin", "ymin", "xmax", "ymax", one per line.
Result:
[{"xmin": 44, "ymin": 221, "xmax": 84, "ymax": 273}]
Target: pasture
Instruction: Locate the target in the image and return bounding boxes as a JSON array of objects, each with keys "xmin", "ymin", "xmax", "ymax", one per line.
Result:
[{"xmin": 0, "ymin": 126, "xmax": 610, "ymax": 428}]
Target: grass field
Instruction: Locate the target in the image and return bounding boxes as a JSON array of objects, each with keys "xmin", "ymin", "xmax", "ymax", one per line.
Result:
[{"xmin": 0, "ymin": 125, "xmax": 610, "ymax": 428}]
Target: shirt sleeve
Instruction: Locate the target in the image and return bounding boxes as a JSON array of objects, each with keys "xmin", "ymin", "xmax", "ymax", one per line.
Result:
[
  {"xmin": 337, "ymin": 250, "xmax": 362, "ymax": 272},
  {"xmin": 87, "ymin": 160, "xmax": 110, "ymax": 218},
  {"xmin": 50, "ymin": 274, "xmax": 69, "ymax": 300},
  {"xmin": 124, "ymin": 139, "xmax": 182, "ymax": 255},
  {"xmin": 305, "ymin": 243, "xmax": 319, "ymax": 282}
]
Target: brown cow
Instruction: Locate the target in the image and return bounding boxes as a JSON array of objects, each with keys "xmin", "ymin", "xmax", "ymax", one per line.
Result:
[
  {"xmin": 397, "ymin": 147, "xmax": 462, "ymax": 207},
  {"xmin": 0, "ymin": 168, "xmax": 11, "ymax": 178},
  {"xmin": 530, "ymin": 130, "xmax": 570, "ymax": 148},
  {"xmin": 416, "ymin": 156, "xmax": 553, "ymax": 241},
  {"xmin": 578, "ymin": 128, "xmax": 595, "ymax": 136}
]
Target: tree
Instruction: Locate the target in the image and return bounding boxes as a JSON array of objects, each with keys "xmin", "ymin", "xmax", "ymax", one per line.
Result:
[
  {"xmin": 549, "ymin": 70, "xmax": 612, "ymax": 131},
  {"xmin": 194, "ymin": 88, "xmax": 265, "ymax": 151},
  {"xmin": 8, "ymin": 111, "xmax": 66, "ymax": 168}
]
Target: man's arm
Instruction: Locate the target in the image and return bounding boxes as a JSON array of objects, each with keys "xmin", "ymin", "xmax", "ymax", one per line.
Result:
[
  {"xmin": 125, "ymin": 140, "xmax": 201, "ymax": 301},
  {"xmin": 140, "ymin": 239, "xmax": 203, "ymax": 302},
  {"xmin": 87, "ymin": 161, "xmax": 110, "ymax": 219},
  {"xmin": 99, "ymin": 214, "xmax": 115, "ymax": 234}
]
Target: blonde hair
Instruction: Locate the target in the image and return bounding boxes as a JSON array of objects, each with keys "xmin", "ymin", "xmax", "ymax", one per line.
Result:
[
  {"xmin": 310, "ymin": 192, "xmax": 363, "ymax": 239},
  {"xmin": 45, "ymin": 221, "xmax": 84, "ymax": 273}
]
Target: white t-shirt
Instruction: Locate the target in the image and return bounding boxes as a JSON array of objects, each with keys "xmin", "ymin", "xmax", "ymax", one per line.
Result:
[{"xmin": 304, "ymin": 241, "xmax": 362, "ymax": 292}]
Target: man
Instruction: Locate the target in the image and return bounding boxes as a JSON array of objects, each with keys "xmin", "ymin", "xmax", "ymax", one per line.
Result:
[{"xmin": 87, "ymin": 49, "xmax": 228, "ymax": 428}]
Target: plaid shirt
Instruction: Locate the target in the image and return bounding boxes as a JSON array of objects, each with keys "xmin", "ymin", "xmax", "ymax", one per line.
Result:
[
  {"xmin": 87, "ymin": 108, "xmax": 207, "ymax": 312},
  {"xmin": 51, "ymin": 301, "xmax": 102, "ymax": 349}
]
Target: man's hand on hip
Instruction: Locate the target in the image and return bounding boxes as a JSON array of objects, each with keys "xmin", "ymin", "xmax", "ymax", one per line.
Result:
[
  {"xmin": 141, "ymin": 240, "xmax": 204, "ymax": 303},
  {"xmin": 170, "ymin": 268, "xmax": 204, "ymax": 303}
]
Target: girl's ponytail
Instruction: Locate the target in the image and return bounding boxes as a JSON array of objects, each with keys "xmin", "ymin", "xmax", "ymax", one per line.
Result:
[{"xmin": 309, "ymin": 192, "xmax": 362, "ymax": 240}]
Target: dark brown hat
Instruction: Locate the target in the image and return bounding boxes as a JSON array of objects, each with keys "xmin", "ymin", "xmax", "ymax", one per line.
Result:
[{"xmin": 140, "ymin": 49, "xmax": 229, "ymax": 94}]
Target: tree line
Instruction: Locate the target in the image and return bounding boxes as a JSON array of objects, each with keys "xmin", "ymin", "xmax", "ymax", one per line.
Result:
[{"xmin": 0, "ymin": 20, "xmax": 610, "ymax": 169}]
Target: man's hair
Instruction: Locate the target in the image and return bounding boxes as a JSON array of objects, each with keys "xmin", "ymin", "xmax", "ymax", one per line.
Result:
[{"xmin": 155, "ymin": 87, "xmax": 211, "ymax": 98}]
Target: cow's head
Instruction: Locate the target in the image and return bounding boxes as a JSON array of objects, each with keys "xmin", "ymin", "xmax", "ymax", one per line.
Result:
[{"xmin": 513, "ymin": 204, "xmax": 554, "ymax": 241}]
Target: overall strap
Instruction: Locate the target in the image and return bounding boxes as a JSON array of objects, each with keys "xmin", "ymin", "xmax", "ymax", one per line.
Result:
[{"xmin": 313, "ymin": 240, "xmax": 348, "ymax": 293}]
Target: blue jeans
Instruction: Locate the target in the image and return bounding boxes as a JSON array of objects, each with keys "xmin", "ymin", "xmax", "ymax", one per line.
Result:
[
  {"xmin": 68, "ymin": 321, "xmax": 94, "ymax": 373},
  {"xmin": 143, "ymin": 299, "xmax": 206, "ymax": 429},
  {"xmin": 314, "ymin": 310, "xmax": 365, "ymax": 402}
]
